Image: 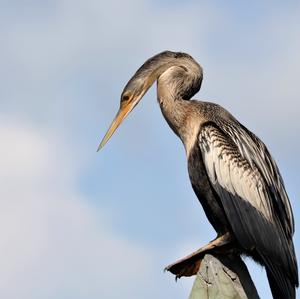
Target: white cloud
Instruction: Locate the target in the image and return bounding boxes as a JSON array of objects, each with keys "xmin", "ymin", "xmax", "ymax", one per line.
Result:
[{"xmin": 0, "ymin": 119, "xmax": 155, "ymax": 299}]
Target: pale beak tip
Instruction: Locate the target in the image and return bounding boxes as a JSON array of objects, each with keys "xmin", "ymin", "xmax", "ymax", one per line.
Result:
[{"xmin": 97, "ymin": 141, "xmax": 105, "ymax": 152}]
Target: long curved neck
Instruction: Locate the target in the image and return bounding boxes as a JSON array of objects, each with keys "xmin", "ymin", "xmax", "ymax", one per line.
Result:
[
  {"xmin": 155, "ymin": 55, "xmax": 202, "ymax": 144},
  {"xmin": 156, "ymin": 77, "xmax": 186, "ymax": 137},
  {"xmin": 156, "ymin": 86, "xmax": 201, "ymax": 156}
]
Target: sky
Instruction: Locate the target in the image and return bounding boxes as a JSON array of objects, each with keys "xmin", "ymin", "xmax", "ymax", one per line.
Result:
[{"xmin": 1, "ymin": 1, "xmax": 300, "ymax": 298}]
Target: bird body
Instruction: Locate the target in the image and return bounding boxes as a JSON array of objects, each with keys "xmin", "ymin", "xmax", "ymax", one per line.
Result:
[{"xmin": 99, "ymin": 51, "xmax": 298, "ymax": 299}]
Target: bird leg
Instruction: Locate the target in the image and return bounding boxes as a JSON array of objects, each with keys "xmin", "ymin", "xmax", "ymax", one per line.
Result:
[{"xmin": 164, "ymin": 233, "xmax": 233, "ymax": 279}]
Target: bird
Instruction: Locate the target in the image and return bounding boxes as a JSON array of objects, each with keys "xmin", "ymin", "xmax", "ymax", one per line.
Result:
[{"xmin": 98, "ymin": 50, "xmax": 298, "ymax": 299}]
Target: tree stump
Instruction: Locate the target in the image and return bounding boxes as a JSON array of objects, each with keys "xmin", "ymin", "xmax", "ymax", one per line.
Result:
[{"xmin": 189, "ymin": 254, "xmax": 260, "ymax": 299}]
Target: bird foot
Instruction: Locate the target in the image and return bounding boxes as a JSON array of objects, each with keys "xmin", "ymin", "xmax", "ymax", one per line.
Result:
[{"xmin": 164, "ymin": 233, "xmax": 232, "ymax": 279}]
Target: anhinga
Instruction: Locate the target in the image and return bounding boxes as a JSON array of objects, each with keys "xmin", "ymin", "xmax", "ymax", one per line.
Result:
[{"xmin": 98, "ymin": 51, "xmax": 298, "ymax": 299}]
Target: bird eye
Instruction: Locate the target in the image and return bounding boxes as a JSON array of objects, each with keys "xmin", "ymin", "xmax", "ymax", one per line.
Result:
[{"xmin": 121, "ymin": 93, "xmax": 131, "ymax": 102}]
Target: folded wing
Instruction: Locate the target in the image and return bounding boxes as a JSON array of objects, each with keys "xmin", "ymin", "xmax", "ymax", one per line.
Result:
[{"xmin": 198, "ymin": 122, "xmax": 297, "ymax": 297}]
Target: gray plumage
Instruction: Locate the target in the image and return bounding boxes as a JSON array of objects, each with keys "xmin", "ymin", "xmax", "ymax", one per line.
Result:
[{"xmin": 100, "ymin": 51, "xmax": 298, "ymax": 299}]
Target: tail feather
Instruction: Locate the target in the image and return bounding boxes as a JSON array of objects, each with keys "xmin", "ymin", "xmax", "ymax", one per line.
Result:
[{"xmin": 264, "ymin": 258, "xmax": 297, "ymax": 299}]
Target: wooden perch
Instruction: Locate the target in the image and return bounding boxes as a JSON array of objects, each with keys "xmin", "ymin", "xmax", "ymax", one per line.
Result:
[{"xmin": 188, "ymin": 254, "xmax": 260, "ymax": 299}]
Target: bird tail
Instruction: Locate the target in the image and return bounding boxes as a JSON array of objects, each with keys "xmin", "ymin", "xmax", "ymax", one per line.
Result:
[
  {"xmin": 264, "ymin": 257, "xmax": 298, "ymax": 299},
  {"xmin": 266, "ymin": 267, "xmax": 294, "ymax": 299}
]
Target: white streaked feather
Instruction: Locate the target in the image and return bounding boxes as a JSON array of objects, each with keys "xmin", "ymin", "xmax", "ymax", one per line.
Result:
[{"xmin": 199, "ymin": 126, "xmax": 273, "ymax": 222}]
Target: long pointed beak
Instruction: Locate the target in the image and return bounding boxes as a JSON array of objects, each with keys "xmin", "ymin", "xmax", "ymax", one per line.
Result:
[{"xmin": 97, "ymin": 98, "xmax": 139, "ymax": 151}]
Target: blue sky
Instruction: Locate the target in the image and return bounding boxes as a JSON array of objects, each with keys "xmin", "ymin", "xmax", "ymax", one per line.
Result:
[{"xmin": 1, "ymin": 1, "xmax": 300, "ymax": 298}]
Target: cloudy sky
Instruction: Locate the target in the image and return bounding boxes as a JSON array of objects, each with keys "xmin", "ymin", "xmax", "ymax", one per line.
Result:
[{"xmin": 1, "ymin": 1, "xmax": 300, "ymax": 298}]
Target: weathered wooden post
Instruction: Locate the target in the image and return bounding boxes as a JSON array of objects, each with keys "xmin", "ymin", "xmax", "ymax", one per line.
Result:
[{"xmin": 189, "ymin": 254, "xmax": 260, "ymax": 299}]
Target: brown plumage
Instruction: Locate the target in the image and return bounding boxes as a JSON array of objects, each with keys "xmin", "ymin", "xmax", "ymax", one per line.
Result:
[{"xmin": 99, "ymin": 51, "xmax": 298, "ymax": 299}]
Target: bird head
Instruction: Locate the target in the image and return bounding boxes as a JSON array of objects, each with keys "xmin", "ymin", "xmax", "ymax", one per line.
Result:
[{"xmin": 97, "ymin": 72, "xmax": 154, "ymax": 151}]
